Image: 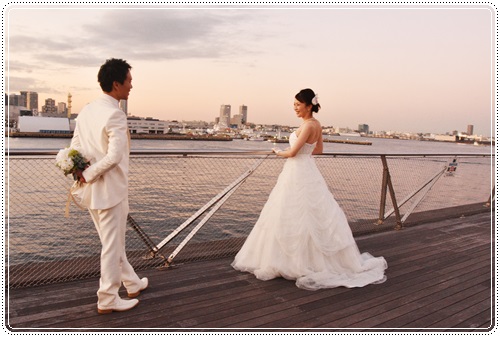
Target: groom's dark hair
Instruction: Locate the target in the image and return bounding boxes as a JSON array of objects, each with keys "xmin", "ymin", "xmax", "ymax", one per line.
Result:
[{"xmin": 98, "ymin": 58, "xmax": 132, "ymax": 93}]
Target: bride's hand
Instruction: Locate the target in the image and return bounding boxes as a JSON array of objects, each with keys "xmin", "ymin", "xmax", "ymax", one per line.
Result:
[{"xmin": 272, "ymin": 148, "xmax": 282, "ymax": 155}]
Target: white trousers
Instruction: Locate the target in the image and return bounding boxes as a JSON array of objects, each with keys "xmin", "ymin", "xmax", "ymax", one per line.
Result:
[{"xmin": 88, "ymin": 199, "xmax": 142, "ymax": 306}]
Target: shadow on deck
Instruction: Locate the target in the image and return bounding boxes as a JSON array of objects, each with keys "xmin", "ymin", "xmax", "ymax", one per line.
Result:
[{"xmin": 6, "ymin": 211, "xmax": 493, "ymax": 332}]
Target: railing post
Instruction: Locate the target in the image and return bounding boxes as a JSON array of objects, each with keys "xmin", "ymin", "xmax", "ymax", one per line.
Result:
[
  {"xmin": 379, "ymin": 156, "xmax": 403, "ymax": 230},
  {"xmin": 486, "ymin": 187, "xmax": 495, "ymax": 207},
  {"xmin": 377, "ymin": 156, "xmax": 389, "ymax": 225}
]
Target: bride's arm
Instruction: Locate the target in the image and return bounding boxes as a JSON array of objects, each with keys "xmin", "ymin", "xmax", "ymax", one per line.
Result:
[{"xmin": 273, "ymin": 124, "xmax": 313, "ymax": 158}]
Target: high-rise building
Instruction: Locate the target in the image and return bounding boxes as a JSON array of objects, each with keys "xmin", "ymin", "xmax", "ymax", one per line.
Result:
[
  {"xmin": 8, "ymin": 93, "xmax": 26, "ymax": 107},
  {"xmin": 219, "ymin": 104, "xmax": 231, "ymax": 127},
  {"xmin": 20, "ymin": 91, "xmax": 38, "ymax": 112},
  {"xmin": 119, "ymin": 100, "xmax": 128, "ymax": 115},
  {"xmin": 467, "ymin": 124, "xmax": 474, "ymax": 136},
  {"xmin": 42, "ymin": 98, "xmax": 57, "ymax": 114},
  {"xmin": 58, "ymin": 102, "xmax": 67, "ymax": 115},
  {"xmin": 19, "ymin": 92, "xmax": 28, "ymax": 107},
  {"xmin": 239, "ymin": 105, "xmax": 248, "ymax": 124},
  {"xmin": 358, "ymin": 124, "xmax": 369, "ymax": 134}
]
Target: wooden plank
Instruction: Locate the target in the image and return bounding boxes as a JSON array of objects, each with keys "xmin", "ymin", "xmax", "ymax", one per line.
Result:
[
  {"xmin": 6, "ymin": 212, "xmax": 492, "ymax": 331},
  {"xmin": 376, "ymin": 271, "xmax": 491, "ymax": 327},
  {"xmin": 427, "ymin": 292, "xmax": 492, "ymax": 329},
  {"xmin": 365, "ymin": 270, "xmax": 491, "ymax": 328},
  {"xmin": 284, "ymin": 248, "xmax": 491, "ymax": 328},
  {"xmin": 12, "ymin": 267, "xmax": 247, "ymax": 328}
]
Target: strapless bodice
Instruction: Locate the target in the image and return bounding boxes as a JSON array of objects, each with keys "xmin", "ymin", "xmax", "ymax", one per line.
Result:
[{"xmin": 290, "ymin": 131, "xmax": 316, "ymax": 155}]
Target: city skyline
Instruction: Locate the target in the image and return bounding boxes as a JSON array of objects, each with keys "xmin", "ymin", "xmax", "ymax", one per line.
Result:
[
  {"xmin": 7, "ymin": 92, "xmax": 482, "ymax": 138},
  {"xmin": 4, "ymin": 4, "xmax": 494, "ymax": 136},
  {"xmin": 6, "ymin": 90, "xmax": 481, "ymax": 136}
]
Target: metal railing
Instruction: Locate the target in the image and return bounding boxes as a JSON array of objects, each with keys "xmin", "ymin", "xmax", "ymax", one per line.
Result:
[{"xmin": 5, "ymin": 150, "xmax": 493, "ymax": 288}]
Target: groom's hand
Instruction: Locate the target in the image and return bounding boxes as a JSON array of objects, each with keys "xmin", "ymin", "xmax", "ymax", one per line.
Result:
[{"xmin": 73, "ymin": 169, "xmax": 87, "ymax": 183}]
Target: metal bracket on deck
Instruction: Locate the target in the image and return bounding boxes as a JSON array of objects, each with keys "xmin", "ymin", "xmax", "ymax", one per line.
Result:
[
  {"xmin": 385, "ymin": 165, "xmax": 447, "ymax": 224},
  {"xmin": 377, "ymin": 156, "xmax": 403, "ymax": 230},
  {"xmin": 377, "ymin": 156, "xmax": 457, "ymax": 229}
]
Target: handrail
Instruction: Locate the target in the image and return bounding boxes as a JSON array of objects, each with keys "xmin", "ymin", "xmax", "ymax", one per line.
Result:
[
  {"xmin": 5, "ymin": 149, "xmax": 494, "ymax": 157},
  {"xmin": 6, "ymin": 147, "xmax": 493, "ymax": 288}
]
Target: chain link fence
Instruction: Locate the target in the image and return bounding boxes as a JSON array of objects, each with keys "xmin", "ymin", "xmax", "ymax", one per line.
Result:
[{"xmin": 5, "ymin": 151, "xmax": 493, "ymax": 288}]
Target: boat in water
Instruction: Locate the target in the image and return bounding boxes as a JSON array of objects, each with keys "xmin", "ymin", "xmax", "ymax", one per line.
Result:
[
  {"xmin": 339, "ymin": 132, "xmax": 361, "ymax": 137},
  {"xmin": 247, "ymin": 135, "xmax": 264, "ymax": 141}
]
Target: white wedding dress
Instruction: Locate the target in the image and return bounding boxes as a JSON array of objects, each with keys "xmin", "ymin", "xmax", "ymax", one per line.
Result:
[{"xmin": 232, "ymin": 132, "xmax": 387, "ymax": 290}]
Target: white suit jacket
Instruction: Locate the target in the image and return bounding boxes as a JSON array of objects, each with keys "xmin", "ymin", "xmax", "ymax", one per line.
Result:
[{"xmin": 70, "ymin": 94, "xmax": 129, "ymax": 210}]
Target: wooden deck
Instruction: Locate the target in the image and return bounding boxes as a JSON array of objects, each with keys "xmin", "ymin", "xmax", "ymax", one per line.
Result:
[{"xmin": 6, "ymin": 211, "xmax": 493, "ymax": 332}]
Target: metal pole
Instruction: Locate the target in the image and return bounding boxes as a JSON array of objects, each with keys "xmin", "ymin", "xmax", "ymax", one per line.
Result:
[
  {"xmin": 377, "ymin": 155, "xmax": 389, "ymax": 225},
  {"xmin": 380, "ymin": 156, "xmax": 403, "ymax": 230},
  {"xmin": 387, "ymin": 173, "xmax": 403, "ymax": 230},
  {"xmin": 384, "ymin": 166, "xmax": 446, "ymax": 220},
  {"xmin": 127, "ymin": 215, "xmax": 162, "ymax": 259},
  {"xmin": 486, "ymin": 187, "xmax": 495, "ymax": 207},
  {"xmin": 400, "ymin": 167, "xmax": 446, "ymax": 223},
  {"xmin": 161, "ymin": 179, "xmax": 246, "ymax": 269}
]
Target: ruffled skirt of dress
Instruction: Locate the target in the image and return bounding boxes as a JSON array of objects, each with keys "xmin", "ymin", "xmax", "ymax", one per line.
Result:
[{"xmin": 231, "ymin": 154, "xmax": 387, "ymax": 290}]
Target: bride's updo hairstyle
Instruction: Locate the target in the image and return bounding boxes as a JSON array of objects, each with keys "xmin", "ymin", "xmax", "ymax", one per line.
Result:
[{"xmin": 295, "ymin": 88, "xmax": 321, "ymax": 113}]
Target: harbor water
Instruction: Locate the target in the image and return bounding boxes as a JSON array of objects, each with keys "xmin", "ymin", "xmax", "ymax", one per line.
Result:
[
  {"xmin": 6, "ymin": 136, "xmax": 494, "ymax": 266},
  {"xmin": 6, "ymin": 134, "xmax": 494, "ymax": 155}
]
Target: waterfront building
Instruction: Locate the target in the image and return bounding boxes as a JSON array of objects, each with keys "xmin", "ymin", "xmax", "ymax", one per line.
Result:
[
  {"xmin": 467, "ymin": 124, "xmax": 474, "ymax": 136},
  {"xmin": 336, "ymin": 126, "xmax": 360, "ymax": 136},
  {"xmin": 322, "ymin": 127, "xmax": 338, "ymax": 135},
  {"xmin": 5, "ymin": 106, "xmax": 31, "ymax": 129},
  {"xmin": 219, "ymin": 105, "xmax": 231, "ymax": 127},
  {"xmin": 358, "ymin": 124, "xmax": 369, "ymax": 134},
  {"xmin": 230, "ymin": 114, "xmax": 243, "ymax": 128},
  {"xmin": 181, "ymin": 120, "xmax": 211, "ymax": 129},
  {"xmin": 17, "ymin": 115, "xmax": 70, "ymax": 133},
  {"xmin": 20, "ymin": 91, "xmax": 38, "ymax": 112},
  {"xmin": 434, "ymin": 134, "xmax": 459, "ymax": 142},
  {"xmin": 127, "ymin": 116, "xmax": 166, "ymax": 134},
  {"xmin": 240, "ymin": 105, "xmax": 248, "ymax": 124}
]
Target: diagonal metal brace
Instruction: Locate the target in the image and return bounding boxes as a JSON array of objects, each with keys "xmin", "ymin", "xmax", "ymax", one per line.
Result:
[
  {"xmin": 154, "ymin": 155, "xmax": 269, "ymax": 254},
  {"xmin": 127, "ymin": 214, "xmax": 164, "ymax": 260}
]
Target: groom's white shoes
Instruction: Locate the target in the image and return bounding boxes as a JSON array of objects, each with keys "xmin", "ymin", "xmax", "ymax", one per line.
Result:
[
  {"xmin": 128, "ymin": 277, "xmax": 148, "ymax": 298},
  {"xmin": 97, "ymin": 298, "xmax": 139, "ymax": 314}
]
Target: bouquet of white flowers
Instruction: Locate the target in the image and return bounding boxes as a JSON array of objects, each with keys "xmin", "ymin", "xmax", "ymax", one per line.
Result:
[
  {"xmin": 57, "ymin": 147, "xmax": 92, "ymax": 215},
  {"xmin": 55, "ymin": 147, "xmax": 90, "ymax": 181}
]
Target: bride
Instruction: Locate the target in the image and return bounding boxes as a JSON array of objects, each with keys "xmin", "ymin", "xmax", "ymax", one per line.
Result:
[{"xmin": 231, "ymin": 88, "xmax": 387, "ymax": 290}]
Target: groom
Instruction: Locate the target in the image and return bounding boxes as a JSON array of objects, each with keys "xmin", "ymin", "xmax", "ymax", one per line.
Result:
[{"xmin": 70, "ymin": 58, "xmax": 148, "ymax": 314}]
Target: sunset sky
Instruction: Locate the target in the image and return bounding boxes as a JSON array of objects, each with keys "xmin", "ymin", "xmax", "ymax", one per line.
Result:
[{"xmin": 4, "ymin": 3, "xmax": 495, "ymax": 136}]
